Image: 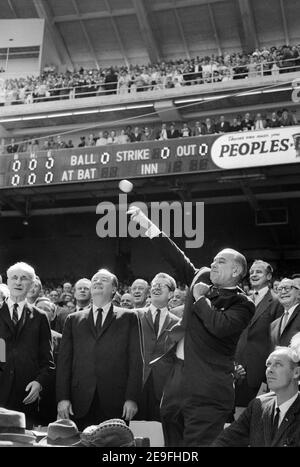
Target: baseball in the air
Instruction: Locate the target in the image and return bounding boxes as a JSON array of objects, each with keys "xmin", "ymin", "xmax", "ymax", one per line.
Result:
[{"xmin": 119, "ymin": 179, "xmax": 133, "ymax": 193}]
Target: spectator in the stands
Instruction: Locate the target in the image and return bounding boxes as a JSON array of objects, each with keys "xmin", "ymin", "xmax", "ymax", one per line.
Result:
[
  {"xmin": 167, "ymin": 123, "xmax": 180, "ymax": 139},
  {"xmin": 230, "ymin": 116, "xmax": 243, "ymax": 132},
  {"xmin": 193, "ymin": 121, "xmax": 206, "ymax": 136},
  {"xmin": 78, "ymin": 136, "xmax": 86, "ymax": 147},
  {"xmin": 254, "ymin": 113, "xmax": 267, "ymax": 130},
  {"xmin": 267, "ymin": 112, "xmax": 281, "ymax": 128},
  {"xmin": 241, "ymin": 112, "xmax": 253, "ymax": 131},
  {"xmin": 130, "ymin": 126, "xmax": 142, "ymax": 143},
  {"xmin": 96, "ymin": 131, "xmax": 108, "ymax": 146},
  {"xmin": 120, "ymin": 293, "xmax": 134, "ymax": 309},
  {"xmin": 180, "ymin": 123, "xmax": 192, "ymax": 137},
  {"xmin": 157, "ymin": 123, "xmax": 168, "ymax": 140},
  {"xmin": 141, "ymin": 126, "xmax": 153, "ymax": 142},
  {"xmin": 203, "ymin": 117, "xmax": 216, "ymax": 135},
  {"xmin": 6, "ymin": 138, "xmax": 19, "ymax": 153},
  {"xmin": 216, "ymin": 115, "xmax": 231, "ymax": 133},
  {"xmin": 117, "ymin": 129, "xmax": 130, "ymax": 144},
  {"xmin": 280, "ymin": 109, "xmax": 297, "ymax": 127},
  {"xmin": 87, "ymin": 134, "xmax": 96, "ymax": 147},
  {"xmin": 107, "ymin": 130, "xmax": 118, "ymax": 144}
]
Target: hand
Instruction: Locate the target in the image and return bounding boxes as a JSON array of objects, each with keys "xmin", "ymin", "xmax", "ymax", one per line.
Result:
[
  {"xmin": 234, "ymin": 364, "xmax": 246, "ymax": 381},
  {"xmin": 193, "ymin": 282, "xmax": 210, "ymax": 301},
  {"xmin": 127, "ymin": 206, "xmax": 152, "ymax": 230},
  {"xmin": 57, "ymin": 400, "xmax": 74, "ymax": 419},
  {"xmin": 23, "ymin": 381, "xmax": 42, "ymax": 405},
  {"xmin": 122, "ymin": 400, "xmax": 138, "ymax": 421}
]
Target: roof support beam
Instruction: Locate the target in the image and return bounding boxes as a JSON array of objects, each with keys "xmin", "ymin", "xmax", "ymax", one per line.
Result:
[
  {"xmin": 237, "ymin": 0, "xmax": 259, "ymax": 52},
  {"xmin": 103, "ymin": 0, "xmax": 129, "ymax": 67},
  {"xmin": 207, "ymin": 3, "xmax": 222, "ymax": 56},
  {"xmin": 7, "ymin": 0, "xmax": 17, "ymax": 17},
  {"xmin": 71, "ymin": 0, "xmax": 100, "ymax": 69},
  {"xmin": 132, "ymin": 0, "xmax": 162, "ymax": 63},
  {"xmin": 32, "ymin": 0, "xmax": 74, "ymax": 70},
  {"xmin": 173, "ymin": 1, "xmax": 190, "ymax": 60},
  {"xmin": 279, "ymin": 0, "xmax": 289, "ymax": 46}
]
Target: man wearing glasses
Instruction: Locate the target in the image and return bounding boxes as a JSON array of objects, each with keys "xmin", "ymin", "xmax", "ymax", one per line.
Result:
[
  {"xmin": 271, "ymin": 278, "xmax": 300, "ymax": 349},
  {"xmin": 136, "ymin": 272, "xmax": 179, "ymax": 422}
]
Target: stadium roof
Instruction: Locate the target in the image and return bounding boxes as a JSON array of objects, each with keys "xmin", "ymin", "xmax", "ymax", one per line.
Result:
[{"xmin": 0, "ymin": 0, "xmax": 300, "ymax": 68}]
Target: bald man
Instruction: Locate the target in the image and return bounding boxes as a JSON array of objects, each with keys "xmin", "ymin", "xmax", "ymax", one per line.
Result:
[{"xmin": 128, "ymin": 206, "xmax": 255, "ymax": 446}]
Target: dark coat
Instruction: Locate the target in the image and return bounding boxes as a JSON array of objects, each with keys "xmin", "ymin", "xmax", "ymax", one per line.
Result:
[
  {"xmin": 270, "ymin": 304, "xmax": 300, "ymax": 349},
  {"xmin": 151, "ymin": 235, "xmax": 255, "ymax": 401},
  {"xmin": 136, "ymin": 308, "xmax": 179, "ymax": 400},
  {"xmin": 235, "ymin": 290, "xmax": 283, "ymax": 389},
  {"xmin": 212, "ymin": 392, "xmax": 300, "ymax": 447},
  {"xmin": 0, "ymin": 302, "xmax": 54, "ymax": 407},
  {"xmin": 56, "ymin": 305, "xmax": 143, "ymax": 419}
]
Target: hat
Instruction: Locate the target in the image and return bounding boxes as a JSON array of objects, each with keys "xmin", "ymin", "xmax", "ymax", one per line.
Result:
[
  {"xmin": 0, "ymin": 408, "xmax": 36, "ymax": 445},
  {"xmin": 38, "ymin": 419, "xmax": 81, "ymax": 446},
  {"xmin": 80, "ymin": 419, "xmax": 135, "ymax": 447}
]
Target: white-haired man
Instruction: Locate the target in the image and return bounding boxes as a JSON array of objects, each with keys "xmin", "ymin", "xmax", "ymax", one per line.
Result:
[
  {"xmin": 0, "ymin": 262, "xmax": 54, "ymax": 428},
  {"xmin": 128, "ymin": 206, "xmax": 255, "ymax": 446},
  {"xmin": 212, "ymin": 336, "xmax": 300, "ymax": 446}
]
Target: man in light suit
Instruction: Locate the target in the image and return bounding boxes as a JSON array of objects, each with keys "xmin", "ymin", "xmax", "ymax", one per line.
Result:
[
  {"xmin": 271, "ymin": 278, "xmax": 300, "ymax": 349},
  {"xmin": 0, "ymin": 262, "xmax": 54, "ymax": 428},
  {"xmin": 136, "ymin": 272, "xmax": 180, "ymax": 422},
  {"xmin": 128, "ymin": 206, "xmax": 255, "ymax": 446},
  {"xmin": 212, "ymin": 340, "xmax": 300, "ymax": 446},
  {"xmin": 235, "ymin": 260, "xmax": 283, "ymax": 407},
  {"xmin": 56, "ymin": 269, "xmax": 143, "ymax": 430}
]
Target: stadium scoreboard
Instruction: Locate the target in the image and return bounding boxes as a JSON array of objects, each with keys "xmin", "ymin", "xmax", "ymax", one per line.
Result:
[{"xmin": 0, "ymin": 127, "xmax": 299, "ymax": 189}]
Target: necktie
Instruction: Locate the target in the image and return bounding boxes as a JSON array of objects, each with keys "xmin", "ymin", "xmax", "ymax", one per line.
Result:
[
  {"xmin": 153, "ymin": 309, "xmax": 161, "ymax": 336},
  {"xmin": 95, "ymin": 308, "xmax": 103, "ymax": 331},
  {"xmin": 271, "ymin": 407, "xmax": 280, "ymax": 440},
  {"xmin": 12, "ymin": 303, "xmax": 19, "ymax": 326},
  {"xmin": 280, "ymin": 311, "xmax": 289, "ymax": 334},
  {"xmin": 206, "ymin": 286, "xmax": 220, "ymax": 299}
]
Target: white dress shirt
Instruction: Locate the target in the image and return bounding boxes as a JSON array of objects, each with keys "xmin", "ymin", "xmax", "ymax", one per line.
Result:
[
  {"xmin": 149, "ymin": 303, "xmax": 168, "ymax": 337},
  {"xmin": 252, "ymin": 285, "xmax": 269, "ymax": 306},
  {"xmin": 276, "ymin": 392, "xmax": 299, "ymax": 426},
  {"xmin": 7, "ymin": 298, "xmax": 27, "ymax": 321},
  {"xmin": 92, "ymin": 302, "xmax": 111, "ymax": 326},
  {"xmin": 283, "ymin": 303, "xmax": 299, "ymax": 326}
]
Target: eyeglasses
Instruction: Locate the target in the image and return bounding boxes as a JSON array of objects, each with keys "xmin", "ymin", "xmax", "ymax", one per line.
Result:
[
  {"xmin": 151, "ymin": 283, "xmax": 170, "ymax": 290},
  {"xmin": 277, "ymin": 285, "xmax": 298, "ymax": 293}
]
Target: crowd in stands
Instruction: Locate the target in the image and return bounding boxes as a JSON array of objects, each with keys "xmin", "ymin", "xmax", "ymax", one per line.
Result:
[
  {"xmin": 1, "ymin": 43, "xmax": 300, "ymax": 105},
  {"xmin": 2, "ymin": 107, "xmax": 298, "ymax": 155}
]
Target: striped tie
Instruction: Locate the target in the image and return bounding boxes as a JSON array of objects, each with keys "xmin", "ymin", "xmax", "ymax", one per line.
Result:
[{"xmin": 12, "ymin": 303, "xmax": 19, "ymax": 326}]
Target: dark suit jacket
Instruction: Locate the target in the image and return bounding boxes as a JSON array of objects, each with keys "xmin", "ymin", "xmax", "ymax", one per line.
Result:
[
  {"xmin": 0, "ymin": 302, "xmax": 54, "ymax": 407},
  {"xmin": 235, "ymin": 290, "xmax": 283, "ymax": 388},
  {"xmin": 212, "ymin": 392, "xmax": 300, "ymax": 447},
  {"xmin": 216, "ymin": 121, "xmax": 231, "ymax": 133},
  {"xmin": 136, "ymin": 308, "xmax": 179, "ymax": 399},
  {"xmin": 270, "ymin": 304, "xmax": 300, "ymax": 349},
  {"xmin": 167, "ymin": 129, "xmax": 180, "ymax": 139},
  {"xmin": 151, "ymin": 234, "xmax": 255, "ymax": 404},
  {"xmin": 56, "ymin": 305, "xmax": 143, "ymax": 419}
]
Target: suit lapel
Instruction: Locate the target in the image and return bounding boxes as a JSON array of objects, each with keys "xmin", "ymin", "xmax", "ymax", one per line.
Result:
[
  {"xmin": 250, "ymin": 291, "xmax": 272, "ymax": 327},
  {"xmin": 15, "ymin": 303, "xmax": 31, "ymax": 338},
  {"xmin": 87, "ymin": 308, "xmax": 97, "ymax": 338},
  {"xmin": 0, "ymin": 302, "xmax": 14, "ymax": 334},
  {"xmin": 272, "ymin": 393, "xmax": 300, "ymax": 446},
  {"xmin": 159, "ymin": 312, "xmax": 170, "ymax": 337},
  {"xmin": 144, "ymin": 307, "xmax": 154, "ymax": 333},
  {"xmin": 263, "ymin": 397, "xmax": 277, "ymax": 446},
  {"xmin": 97, "ymin": 304, "xmax": 115, "ymax": 338},
  {"xmin": 281, "ymin": 304, "xmax": 300, "ymax": 335}
]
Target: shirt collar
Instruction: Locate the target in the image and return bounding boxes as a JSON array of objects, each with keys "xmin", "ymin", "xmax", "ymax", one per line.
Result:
[
  {"xmin": 7, "ymin": 298, "xmax": 27, "ymax": 317},
  {"xmin": 276, "ymin": 392, "xmax": 299, "ymax": 419},
  {"xmin": 149, "ymin": 303, "xmax": 168, "ymax": 317},
  {"xmin": 285, "ymin": 303, "xmax": 299, "ymax": 316},
  {"xmin": 254, "ymin": 285, "xmax": 269, "ymax": 298},
  {"xmin": 92, "ymin": 302, "xmax": 111, "ymax": 315}
]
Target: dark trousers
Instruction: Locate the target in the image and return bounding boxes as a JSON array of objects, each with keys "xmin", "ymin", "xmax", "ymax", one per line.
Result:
[
  {"xmin": 235, "ymin": 378, "xmax": 260, "ymax": 407},
  {"xmin": 137, "ymin": 373, "xmax": 161, "ymax": 422},
  {"xmin": 75, "ymin": 390, "xmax": 104, "ymax": 431},
  {"xmin": 160, "ymin": 357, "xmax": 185, "ymax": 447}
]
